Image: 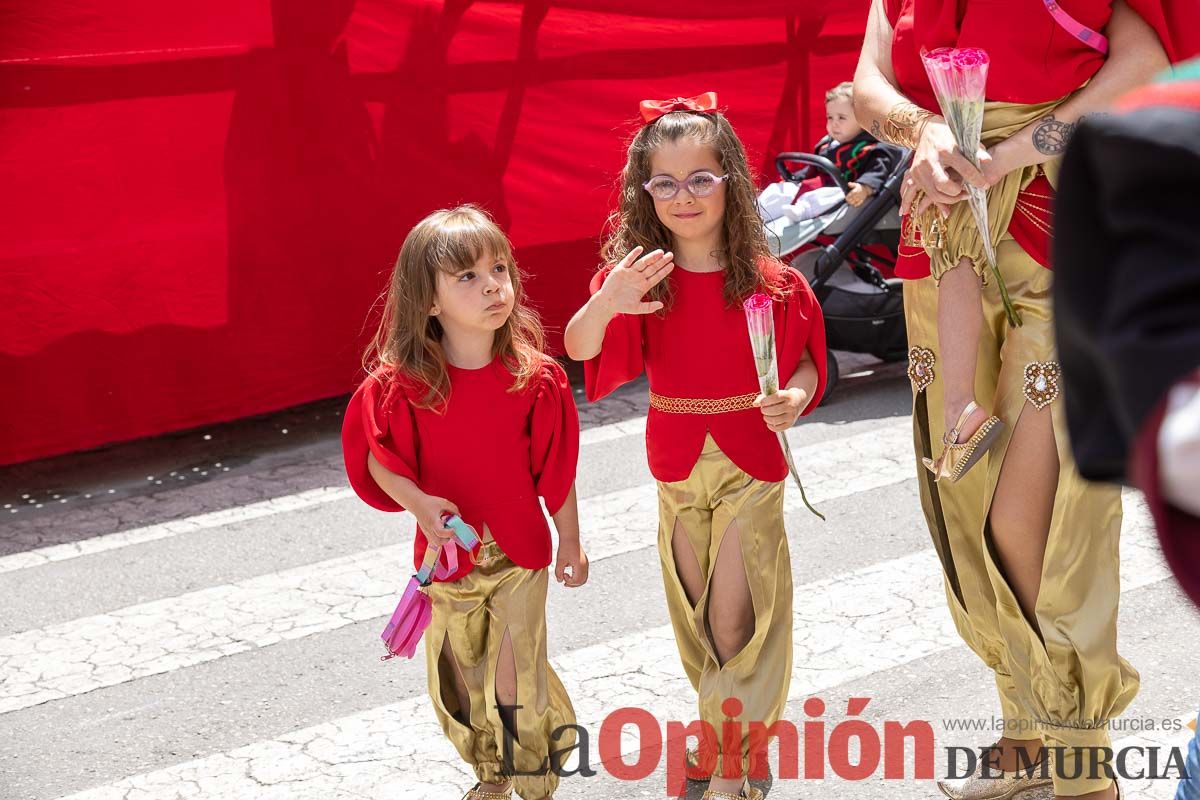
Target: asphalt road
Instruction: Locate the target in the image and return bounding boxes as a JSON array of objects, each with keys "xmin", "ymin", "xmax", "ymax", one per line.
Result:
[{"xmin": 1, "ymin": 354, "xmax": 1196, "ymax": 800}]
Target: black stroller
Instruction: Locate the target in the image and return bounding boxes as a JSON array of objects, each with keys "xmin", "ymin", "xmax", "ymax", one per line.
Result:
[{"xmin": 765, "ymin": 139, "xmax": 912, "ymax": 402}]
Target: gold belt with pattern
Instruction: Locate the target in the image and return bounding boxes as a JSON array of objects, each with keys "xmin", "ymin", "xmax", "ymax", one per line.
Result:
[{"xmin": 649, "ymin": 390, "xmax": 758, "ymax": 415}]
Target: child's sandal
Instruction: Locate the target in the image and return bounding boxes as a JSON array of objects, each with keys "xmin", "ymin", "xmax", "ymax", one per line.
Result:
[
  {"xmin": 461, "ymin": 783, "xmax": 512, "ymax": 800},
  {"xmin": 686, "ymin": 746, "xmax": 713, "ymax": 781},
  {"xmin": 922, "ymin": 401, "xmax": 1005, "ymax": 484},
  {"xmin": 702, "ymin": 781, "xmax": 763, "ymax": 800}
]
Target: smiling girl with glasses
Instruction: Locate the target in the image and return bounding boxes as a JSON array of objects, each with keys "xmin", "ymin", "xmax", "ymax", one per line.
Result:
[{"xmin": 563, "ymin": 93, "xmax": 828, "ymax": 800}]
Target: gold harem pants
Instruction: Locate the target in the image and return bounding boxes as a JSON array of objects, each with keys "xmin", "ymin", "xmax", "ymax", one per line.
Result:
[
  {"xmin": 904, "ymin": 236, "xmax": 1140, "ymax": 796},
  {"xmin": 656, "ymin": 434, "xmax": 791, "ymax": 777},
  {"xmin": 424, "ymin": 540, "xmax": 575, "ymax": 800}
]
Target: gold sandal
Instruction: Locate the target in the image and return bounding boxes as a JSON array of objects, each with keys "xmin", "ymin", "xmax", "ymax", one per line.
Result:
[
  {"xmin": 702, "ymin": 781, "xmax": 763, "ymax": 800},
  {"xmin": 686, "ymin": 746, "xmax": 713, "ymax": 781},
  {"xmin": 462, "ymin": 783, "xmax": 512, "ymax": 800},
  {"xmin": 923, "ymin": 401, "xmax": 1005, "ymax": 483}
]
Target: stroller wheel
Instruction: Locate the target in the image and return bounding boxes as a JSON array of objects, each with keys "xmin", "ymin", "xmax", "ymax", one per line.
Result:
[{"xmin": 820, "ymin": 348, "xmax": 839, "ymax": 406}]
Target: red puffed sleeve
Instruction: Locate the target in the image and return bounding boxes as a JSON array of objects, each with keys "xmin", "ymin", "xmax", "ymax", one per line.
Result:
[
  {"xmin": 882, "ymin": 0, "xmax": 902, "ymax": 25},
  {"xmin": 530, "ymin": 359, "xmax": 580, "ymax": 515},
  {"xmin": 775, "ymin": 264, "xmax": 828, "ymax": 416},
  {"xmin": 341, "ymin": 372, "xmax": 419, "ymax": 512},
  {"xmin": 583, "ymin": 268, "xmax": 645, "ymax": 402}
]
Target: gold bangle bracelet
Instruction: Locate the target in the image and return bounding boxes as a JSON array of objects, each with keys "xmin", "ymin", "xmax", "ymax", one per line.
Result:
[{"xmin": 882, "ymin": 101, "xmax": 935, "ymax": 150}]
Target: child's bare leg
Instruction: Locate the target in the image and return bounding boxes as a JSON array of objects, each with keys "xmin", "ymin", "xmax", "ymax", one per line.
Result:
[
  {"xmin": 705, "ymin": 520, "xmax": 756, "ymax": 797},
  {"xmin": 489, "ymin": 630, "xmax": 518, "ymax": 794},
  {"xmin": 939, "ymin": 257, "xmax": 990, "ymax": 440},
  {"xmin": 496, "ymin": 630, "xmax": 518, "ymax": 741}
]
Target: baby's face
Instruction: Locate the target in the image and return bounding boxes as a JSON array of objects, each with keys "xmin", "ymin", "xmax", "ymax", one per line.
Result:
[{"xmin": 826, "ymin": 98, "xmax": 863, "ymax": 142}]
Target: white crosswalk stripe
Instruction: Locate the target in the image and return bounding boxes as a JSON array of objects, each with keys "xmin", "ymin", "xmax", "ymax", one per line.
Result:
[
  {"xmin": 0, "ymin": 410, "xmax": 657, "ymax": 577},
  {"xmin": 0, "ymin": 422, "xmax": 915, "ymax": 715},
  {"xmin": 2, "ymin": 409, "xmax": 1191, "ymax": 800},
  {"xmin": 0, "ymin": 487, "xmax": 356, "ymax": 575},
  {"xmin": 55, "ymin": 501, "xmax": 1170, "ymax": 799},
  {"xmin": 0, "ymin": 413, "xmax": 653, "ymax": 578},
  {"xmin": 0, "ymin": 413, "xmax": 881, "ymax": 576}
]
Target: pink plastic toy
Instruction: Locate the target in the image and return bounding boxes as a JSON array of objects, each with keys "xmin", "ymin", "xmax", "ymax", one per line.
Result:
[{"xmin": 380, "ymin": 514, "xmax": 480, "ymax": 661}]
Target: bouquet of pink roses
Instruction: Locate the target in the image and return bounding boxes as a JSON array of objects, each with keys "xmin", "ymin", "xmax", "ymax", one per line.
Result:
[{"xmin": 921, "ymin": 46, "xmax": 1022, "ymax": 327}]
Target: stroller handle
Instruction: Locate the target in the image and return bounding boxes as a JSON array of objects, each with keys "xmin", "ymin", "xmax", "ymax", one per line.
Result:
[
  {"xmin": 775, "ymin": 151, "xmax": 852, "ymax": 194},
  {"xmin": 811, "ymin": 150, "xmax": 913, "ymax": 294}
]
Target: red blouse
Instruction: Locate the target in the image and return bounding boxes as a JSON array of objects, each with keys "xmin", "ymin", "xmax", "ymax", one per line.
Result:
[
  {"xmin": 341, "ymin": 357, "xmax": 579, "ymax": 582},
  {"xmin": 584, "ymin": 261, "xmax": 827, "ymax": 483},
  {"xmin": 884, "ymin": 0, "xmax": 1112, "ymax": 279},
  {"xmin": 886, "ymin": 1, "xmax": 1197, "ymax": 281},
  {"xmin": 885, "ymin": 0, "xmax": 1112, "ymax": 111}
]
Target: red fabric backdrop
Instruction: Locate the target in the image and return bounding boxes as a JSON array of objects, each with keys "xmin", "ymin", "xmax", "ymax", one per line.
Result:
[{"xmin": 0, "ymin": 0, "xmax": 870, "ymax": 465}]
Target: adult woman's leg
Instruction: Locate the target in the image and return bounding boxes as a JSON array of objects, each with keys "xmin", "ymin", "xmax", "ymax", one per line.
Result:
[
  {"xmin": 905, "ymin": 277, "xmax": 1048, "ymax": 798},
  {"xmin": 980, "ymin": 239, "xmax": 1139, "ymax": 799}
]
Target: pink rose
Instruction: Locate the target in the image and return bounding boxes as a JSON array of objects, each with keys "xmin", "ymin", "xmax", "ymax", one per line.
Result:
[
  {"xmin": 950, "ymin": 48, "xmax": 989, "ymax": 96},
  {"xmin": 921, "ymin": 47, "xmax": 955, "ymax": 72},
  {"xmin": 743, "ymin": 292, "xmax": 772, "ymax": 312},
  {"xmin": 952, "ymin": 48, "xmax": 990, "ymax": 70}
]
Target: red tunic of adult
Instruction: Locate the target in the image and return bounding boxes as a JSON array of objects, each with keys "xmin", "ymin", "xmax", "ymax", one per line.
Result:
[
  {"xmin": 885, "ymin": 0, "xmax": 1200, "ymax": 280},
  {"xmin": 584, "ymin": 261, "xmax": 827, "ymax": 483},
  {"xmin": 341, "ymin": 357, "xmax": 579, "ymax": 583}
]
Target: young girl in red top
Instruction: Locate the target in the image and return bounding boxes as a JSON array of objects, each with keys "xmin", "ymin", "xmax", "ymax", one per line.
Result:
[
  {"xmin": 564, "ymin": 93, "xmax": 827, "ymax": 800},
  {"xmin": 342, "ymin": 205, "xmax": 587, "ymax": 800}
]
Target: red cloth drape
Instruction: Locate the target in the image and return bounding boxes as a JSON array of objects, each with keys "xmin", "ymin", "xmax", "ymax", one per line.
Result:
[{"xmin": 0, "ymin": 1, "xmax": 873, "ymax": 465}]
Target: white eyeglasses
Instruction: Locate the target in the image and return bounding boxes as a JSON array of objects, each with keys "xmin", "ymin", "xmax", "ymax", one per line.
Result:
[{"xmin": 642, "ymin": 170, "xmax": 729, "ymax": 201}]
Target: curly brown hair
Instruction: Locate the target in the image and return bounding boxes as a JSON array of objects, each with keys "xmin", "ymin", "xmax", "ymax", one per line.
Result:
[
  {"xmin": 363, "ymin": 205, "xmax": 545, "ymax": 410},
  {"xmin": 601, "ymin": 109, "xmax": 780, "ymax": 308}
]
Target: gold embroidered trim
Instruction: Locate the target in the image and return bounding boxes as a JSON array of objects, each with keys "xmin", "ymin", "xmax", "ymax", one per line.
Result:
[
  {"xmin": 907, "ymin": 346, "xmax": 936, "ymax": 394},
  {"xmin": 649, "ymin": 391, "xmax": 758, "ymax": 415},
  {"xmin": 1015, "ymin": 191, "xmax": 1054, "ymax": 237},
  {"xmin": 1023, "ymin": 361, "xmax": 1061, "ymax": 410}
]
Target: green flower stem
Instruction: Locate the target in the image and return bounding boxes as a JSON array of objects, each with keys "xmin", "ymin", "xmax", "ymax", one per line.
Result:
[
  {"xmin": 758, "ymin": 368, "xmax": 824, "ymax": 521},
  {"xmin": 780, "ymin": 434, "xmax": 825, "ymax": 521}
]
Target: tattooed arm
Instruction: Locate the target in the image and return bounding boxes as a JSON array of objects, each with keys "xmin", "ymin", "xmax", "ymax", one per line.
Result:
[{"xmin": 986, "ymin": 0, "xmax": 1168, "ymax": 177}]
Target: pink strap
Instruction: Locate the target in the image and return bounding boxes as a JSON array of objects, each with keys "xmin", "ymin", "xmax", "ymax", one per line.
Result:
[
  {"xmin": 420, "ymin": 514, "xmax": 480, "ymax": 582},
  {"xmin": 1043, "ymin": 0, "xmax": 1109, "ymax": 54},
  {"xmin": 434, "ymin": 541, "xmax": 459, "ymax": 579}
]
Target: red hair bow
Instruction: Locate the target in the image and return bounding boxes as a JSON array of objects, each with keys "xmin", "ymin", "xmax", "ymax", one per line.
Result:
[{"xmin": 638, "ymin": 91, "xmax": 719, "ymax": 124}]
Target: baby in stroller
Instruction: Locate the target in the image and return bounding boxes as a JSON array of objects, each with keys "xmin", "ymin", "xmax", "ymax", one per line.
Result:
[
  {"xmin": 760, "ymin": 82, "xmax": 905, "ymax": 224},
  {"xmin": 760, "ymin": 81, "xmax": 912, "ymax": 402},
  {"xmin": 820, "ymin": 81, "xmax": 905, "ymax": 209}
]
